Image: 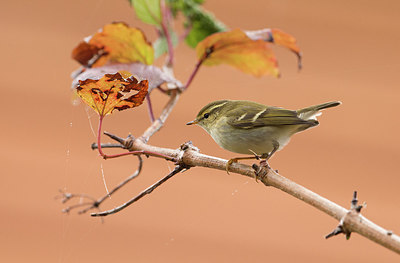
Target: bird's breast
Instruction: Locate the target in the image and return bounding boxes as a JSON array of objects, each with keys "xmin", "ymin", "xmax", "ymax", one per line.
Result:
[{"xmin": 208, "ymin": 122, "xmax": 293, "ymax": 155}]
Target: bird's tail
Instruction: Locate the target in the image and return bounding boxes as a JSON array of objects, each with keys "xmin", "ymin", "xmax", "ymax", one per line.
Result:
[{"xmin": 297, "ymin": 101, "xmax": 341, "ymax": 120}]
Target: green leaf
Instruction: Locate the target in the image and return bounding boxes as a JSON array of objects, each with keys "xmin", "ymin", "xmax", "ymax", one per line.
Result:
[
  {"xmin": 167, "ymin": 0, "xmax": 227, "ymax": 48},
  {"xmin": 153, "ymin": 31, "xmax": 178, "ymax": 59},
  {"xmin": 130, "ymin": 0, "xmax": 161, "ymax": 26}
]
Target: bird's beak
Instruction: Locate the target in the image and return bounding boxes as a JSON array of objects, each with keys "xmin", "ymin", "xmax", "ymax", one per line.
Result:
[{"xmin": 186, "ymin": 120, "xmax": 198, "ymax": 125}]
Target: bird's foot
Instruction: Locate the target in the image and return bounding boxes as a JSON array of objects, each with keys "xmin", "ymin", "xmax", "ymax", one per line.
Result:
[
  {"xmin": 226, "ymin": 158, "xmax": 238, "ymax": 175},
  {"xmin": 252, "ymin": 158, "xmax": 273, "ymax": 183}
]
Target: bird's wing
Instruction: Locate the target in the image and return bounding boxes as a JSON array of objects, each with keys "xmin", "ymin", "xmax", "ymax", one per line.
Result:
[{"xmin": 227, "ymin": 106, "xmax": 314, "ymax": 129}]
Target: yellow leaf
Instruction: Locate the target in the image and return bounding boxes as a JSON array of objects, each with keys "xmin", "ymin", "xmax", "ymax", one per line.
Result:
[{"xmin": 72, "ymin": 22, "xmax": 154, "ymax": 67}]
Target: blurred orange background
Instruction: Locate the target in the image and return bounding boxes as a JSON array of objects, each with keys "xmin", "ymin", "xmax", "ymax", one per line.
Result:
[{"xmin": 2, "ymin": 0, "xmax": 400, "ymax": 262}]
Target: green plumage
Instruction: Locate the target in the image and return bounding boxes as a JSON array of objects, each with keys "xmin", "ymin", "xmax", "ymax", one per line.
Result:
[
  {"xmin": 226, "ymin": 103, "xmax": 316, "ymax": 129},
  {"xmin": 188, "ymin": 100, "xmax": 341, "ymax": 156}
]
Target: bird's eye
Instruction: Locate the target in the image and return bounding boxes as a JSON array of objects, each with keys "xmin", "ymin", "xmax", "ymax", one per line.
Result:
[{"xmin": 203, "ymin": 113, "xmax": 210, "ymax": 119}]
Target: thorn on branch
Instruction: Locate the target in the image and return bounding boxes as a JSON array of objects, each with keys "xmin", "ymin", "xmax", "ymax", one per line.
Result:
[
  {"xmin": 325, "ymin": 191, "xmax": 365, "ymax": 240},
  {"xmin": 91, "ymin": 142, "xmax": 125, "ymax": 150},
  {"xmin": 103, "ymin": 131, "xmax": 131, "ymax": 146},
  {"xmin": 351, "ymin": 191, "xmax": 365, "ymax": 213},
  {"xmin": 325, "ymin": 224, "xmax": 347, "ymax": 239}
]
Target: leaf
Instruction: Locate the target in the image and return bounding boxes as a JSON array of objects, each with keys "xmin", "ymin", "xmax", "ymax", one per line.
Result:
[
  {"xmin": 76, "ymin": 71, "xmax": 148, "ymax": 117},
  {"xmin": 153, "ymin": 31, "xmax": 178, "ymax": 59},
  {"xmin": 185, "ymin": 16, "xmax": 226, "ymax": 48},
  {"xmin": 168, "ymin": 0, "xmax": 227, "ymax": 48},
  {"xmin": 72, "ymin": 63, "xmax": 182, "ymax": 93},
  {"xmin": 196, "ymin": 28, "xmax": 279, "ymax": 77},
  {"xmin": 72, "ymin": 22, "xmax": 154, "ymax": 67},
  {"xmin": 130, "ymin": 0, "xmax": 162, "ymax": 26},
  {"xmin": 245, "ymin": 28, "xmax": 302, "ymax": 69}
]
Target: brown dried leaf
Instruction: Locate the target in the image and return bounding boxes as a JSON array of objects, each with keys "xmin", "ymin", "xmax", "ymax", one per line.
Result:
[
  {"xmin": 71, "ymin": 63, "xmax": 182, "ymax": 92},
  {"xmin": 76, "ymin": 71, "xmax": 148, "ymax": 117}
]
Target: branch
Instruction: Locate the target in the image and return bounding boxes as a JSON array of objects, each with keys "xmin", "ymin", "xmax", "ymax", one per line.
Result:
[
  {"xmin": 101, "ymin": 136, "xmax": 400, "ymax": 254},
  {"xmin": 59, "ymin": 156, "xmax": 143, "ymax": 215},
  {"xmin": 140, "ymin": 88, "xmax": 180, "ymax": 142},
  {"xmin": 91, "ymin": 164, "xmax": 187, "ymax": 217}
]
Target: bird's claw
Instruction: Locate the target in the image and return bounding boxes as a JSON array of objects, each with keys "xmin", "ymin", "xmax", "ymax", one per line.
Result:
[
  {"xmin": 252, "ymin": 159, "xmax": 272, "ymax": 183},
  {"xmin": 226, "ymin": 158, "xmax": 238, "ymax": 174}
]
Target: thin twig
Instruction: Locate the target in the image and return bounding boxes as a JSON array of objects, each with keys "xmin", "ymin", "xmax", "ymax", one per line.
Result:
[
  {"xmin": 160, "ymin": 0, "xmax": 174, "ymax": 68},
  {"xmin": 62, "ymin": 202, "xmax": 94, "ymax": 213},
  {"xmin": 102, "ymin": 149, "xmax": 176, "ymax": 161},
  {"xmin": 59, "ymin": 156, "xmax": 143, "ymax": 215},
  {"xmin": 91, "ymin": 165, "xmax": 186, "ymax": 217},
  {"xmin": 156, "ymin": 85, "xmax": 169, "ymax": 94},
  {"xmin": 134, "ymin": 46, "xmax": 207, "ymax": 144},
  {"xmin": 140, "ymin": 89, "xmax": 180, "ymax": 142},
  {"xmin": 183, "ymin": 58, "xmax": 204, "ymax": 90},
  {"xmin": 56, "ymin": 190, "xmax": 97, "ymax": 204},
  {"xmin": 91, "ymin": 143, "xmax": 124, "ymax": 150},
  {"xmin": 183, "ymin": 46, "xmax": 214, "ymax": 90}
]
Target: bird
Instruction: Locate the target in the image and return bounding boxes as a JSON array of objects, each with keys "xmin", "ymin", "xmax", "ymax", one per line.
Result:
[{"xmin": 187, "ymin": 100, "xmax": 341, "ymax": 173}]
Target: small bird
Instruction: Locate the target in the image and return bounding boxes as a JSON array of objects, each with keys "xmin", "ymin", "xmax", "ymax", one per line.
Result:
[{"xmin": 187, "ymin": 100, "xmax": 341, "ymax": 173}]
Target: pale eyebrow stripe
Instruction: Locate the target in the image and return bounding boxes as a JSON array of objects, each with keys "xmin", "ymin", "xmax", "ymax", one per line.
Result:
[
  {"xmin": 252, "ymin": 108, "xmax": 267, "ymax": 122},
  {"xmin": 208, "ymin": 102, "xmax": 228, "ymax": 114}
]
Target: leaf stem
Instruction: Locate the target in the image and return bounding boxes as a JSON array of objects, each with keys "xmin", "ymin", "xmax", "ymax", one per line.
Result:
[
  {"xmin": 183, "ymin": 58, "xmax": 204, "ymax": 90},
  {"xmin": 146, "ymin": 94, "xmax": 156, "ymax": 123},
  {"xmin": 97, "ymin": 115, "xmax": 106, "ymax": 157},
  {"xmin": 96, "ymin": 115, "xmax": 174, "ymax": 161}
]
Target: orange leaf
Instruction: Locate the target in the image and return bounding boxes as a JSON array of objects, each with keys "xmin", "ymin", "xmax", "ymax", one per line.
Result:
[
  {"xmin": 196, "ymin": 29, "xmax": 279, "ymax": 77},
  {"xmin": 76, "ymin": 71, "xmax": 148, "ymax": 117},
  {"xmin": 246, "ymin": 28, "xmax": 302, "ymax": 69},
  {"xmin": 72, "ymin": 63, "xmax": 182, "ymax": 93},
  {"xmin": 271, "ymin": 29, "xmax": 301, "ymax": 57},
  {"xmin": 72, "ymin": 22, "xmax": 154, "ymax": 67}
]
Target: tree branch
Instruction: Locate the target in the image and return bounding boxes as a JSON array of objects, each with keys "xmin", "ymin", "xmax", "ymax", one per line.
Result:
[
  {"xmin": 140, "ymin": 88, "xmax": 180, "ymax": 142},
  {"xmin": 59, "ymin": 156, "xmax": 143, "ymax": 215},
  {"xmin": 99, "ymin": 136, "xmax": 400, "ymax": 254},
  {"xmin": 91, "ymin": 164, "xmax": 186, "ymax": 217}
]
